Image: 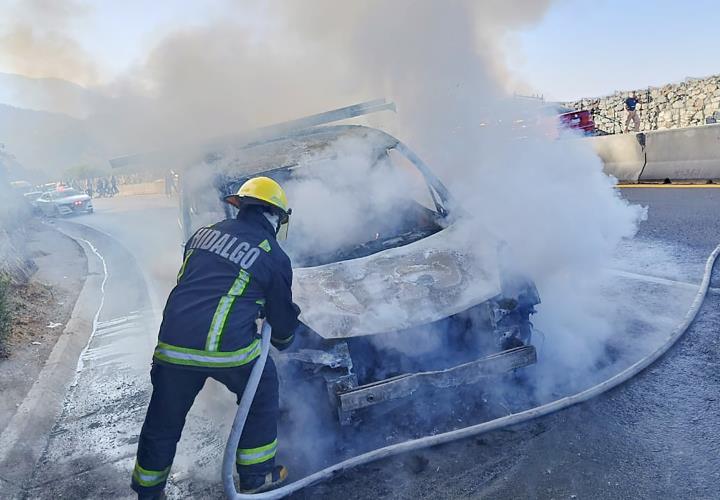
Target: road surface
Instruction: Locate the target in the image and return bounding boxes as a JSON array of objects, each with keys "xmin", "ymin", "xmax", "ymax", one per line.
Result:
[{"xmin": 4, "ymin": 188, "xmax": 719, "ymax": 499}]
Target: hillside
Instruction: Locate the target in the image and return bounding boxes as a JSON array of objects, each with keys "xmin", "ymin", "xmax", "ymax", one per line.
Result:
[
  {"xmin": 0, "ymin": 104, "xmax": 102, "ymax": 175},
  {"xmin": 0, "ymin": 73, "xmax": 102, "ymax": 119}
]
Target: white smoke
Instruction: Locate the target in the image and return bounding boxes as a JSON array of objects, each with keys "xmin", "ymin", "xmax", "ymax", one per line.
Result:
[
  {"xmin": 1, "ymin": 0, "xmax": 672, "ymax": 482},
  {"xmin": 0, "ymin": 0, "xmax": 98, "ymax": 84},
  {"xmin": 282, "ymin": 134, "xmax": 436, "ymax": 261},
  {"xmin": 444, "ymin": 124, "xmax": 647, "ymax": 393},
  {"xmin": 3, "ymin": 0, "xmax": 650, "ymax": 388},
  {"xmin": 246, "ymin": 1, "xmax": 645, "ymax": 394}
]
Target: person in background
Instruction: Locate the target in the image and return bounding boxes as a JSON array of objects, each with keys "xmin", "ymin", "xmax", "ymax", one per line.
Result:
[
  {"xmin": 625, "ymin": 92, "xmax": 640, "ymax": 133},
  {"xmin": 96, "ymin": 178, "xmax": 106, "ymax": 197}
]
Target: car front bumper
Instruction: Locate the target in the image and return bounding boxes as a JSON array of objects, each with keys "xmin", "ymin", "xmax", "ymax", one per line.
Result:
[
  {"xmin": 336, "ymin": 345, "xmax": 536, "ymax": 413},
  {"xmin": 285, "ymin": 343, "xmax": 537, "ymax": 424},
  {"xmin": 57, "ymin": 202, "xmax": 93, "ymax": 215}
]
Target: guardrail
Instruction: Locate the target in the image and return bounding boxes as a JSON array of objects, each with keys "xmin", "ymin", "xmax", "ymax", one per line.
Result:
[
  {"xmin": 640, "ymin": 124, "xmax": 720, "ymax": 182},
  {"xmin": 587, "ymin": 133, "xmax": 645, "ymax": 182},
  {"xmin": 588, "ymin": 123, "xmax": 720, "ymax": 183}
]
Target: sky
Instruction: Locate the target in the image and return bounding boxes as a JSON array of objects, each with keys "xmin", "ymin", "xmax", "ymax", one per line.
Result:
[
  {"xmin": 510, "ymin": 0, "xmax": 720, "ymax": 101},
  {"xmin": 1, "ymin": 0, "xmax": 719, "ymax": 102},
  {"xmin": 69, "ymin": 0, "xmax": 269, "ymax": 76}
]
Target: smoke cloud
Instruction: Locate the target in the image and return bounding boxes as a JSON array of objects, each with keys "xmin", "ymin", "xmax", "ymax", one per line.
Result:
[
  {"xmin": 111, "ymin": 0, "xmax": 556, "ymax": 155},
  {"xmin": 1, "ymin": 0, "xmax": 555, "ymax": 161},
  {"xmin": 2, "ymin": 0, "xmax": 656, "ymax": 398},
  {"xmin": 0, "ymin": 0, "xmax": 98, "ymax": 84},
  {"xmin": 1, "ymin": 0, "xmax": 675, "ymax": 485}
]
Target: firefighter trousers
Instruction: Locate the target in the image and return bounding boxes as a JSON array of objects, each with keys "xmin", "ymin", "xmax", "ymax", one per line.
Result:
[{"xmin": 131, "ymin": 357, "xmax": 279, "ymax": 496}]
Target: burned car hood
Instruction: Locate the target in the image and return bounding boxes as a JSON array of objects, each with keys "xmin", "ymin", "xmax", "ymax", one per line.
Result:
[{"xmin": 292, "ymin": 223, "xmax": 502, "ymax": 339}]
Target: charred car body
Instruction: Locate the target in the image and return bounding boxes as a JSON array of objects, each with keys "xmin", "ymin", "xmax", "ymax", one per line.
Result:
[{"xmin": 170, "ymin": 102, "xmax": 541, "ymax": 424}]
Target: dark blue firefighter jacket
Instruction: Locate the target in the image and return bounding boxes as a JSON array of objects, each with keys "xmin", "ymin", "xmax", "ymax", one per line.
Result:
[{"xmin": 154, "ymin": 209, "xmax": 299, "ymax": 368}]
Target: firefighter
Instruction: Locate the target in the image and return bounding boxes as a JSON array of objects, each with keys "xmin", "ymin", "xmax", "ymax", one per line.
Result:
[{"xmin": 131, "ymin": 176, "xmax": 300, "ymax": 499}]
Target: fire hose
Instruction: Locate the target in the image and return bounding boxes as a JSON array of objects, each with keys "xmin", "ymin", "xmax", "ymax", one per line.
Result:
[{"xmin": 222, "ymin": 243, "xmax": 720, "ymax": 499}]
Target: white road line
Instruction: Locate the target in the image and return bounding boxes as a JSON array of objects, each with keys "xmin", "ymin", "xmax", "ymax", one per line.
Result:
[
  {"xmin": 66, "ymin": 222, "xmax": 165, "ymax": 318},
  {"xmin": 73, "ymin": 238, "xmax": 108, "ymax": 376}
]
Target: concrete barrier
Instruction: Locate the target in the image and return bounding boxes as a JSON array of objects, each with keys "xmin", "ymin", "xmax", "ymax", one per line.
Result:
[
  {"xmin": 640, "ymin": 124, "xmax": 720, "ymax": 182},
  {"xmin": 587, "ymin": 134, "xmax": 645, "ymax": 182},
  {"xmin": 118, "ymin": 180, "xmax": 165, "ymax": 196}
]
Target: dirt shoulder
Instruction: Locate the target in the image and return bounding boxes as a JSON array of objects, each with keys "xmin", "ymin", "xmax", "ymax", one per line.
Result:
[{"xmin": 0, "ymin": 220, "xmax": 87, "ymax": 434}]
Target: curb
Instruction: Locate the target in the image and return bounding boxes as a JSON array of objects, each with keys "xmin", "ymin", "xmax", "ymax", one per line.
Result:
[{"xmin": 0, "ymin": 226, "xmax": 104, "ymax": 493}]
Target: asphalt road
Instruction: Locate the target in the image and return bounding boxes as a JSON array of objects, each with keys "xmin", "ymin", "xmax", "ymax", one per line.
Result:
[
  {"xmin": 11, "ymin": 188, "xmax": 720, "ymax": 499},
  {"xmin": 471, "ymin": 187, "xmax": 720, "ymax": 500},
  {"xmin": 18, "ymin": 220, "xmax": 160, "ymax": 499},
  {"xmin": 300, "ymin": 187, "xmax": 720, "ymax": 500}
]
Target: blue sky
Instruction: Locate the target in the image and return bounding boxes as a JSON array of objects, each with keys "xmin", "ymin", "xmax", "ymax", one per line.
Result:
[{"xmin": 511, "ymin": 0, "xmax": 720, "ymax": 100}]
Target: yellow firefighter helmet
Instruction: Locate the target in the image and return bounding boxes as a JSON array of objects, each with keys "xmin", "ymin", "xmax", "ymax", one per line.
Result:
[
  {"xmin": 225, "ymin": 176, "xmax": 289, "ymax": 215},
  {"xmin": 224, "ymin": 176, "xmax": 292, "ymax": 238}
]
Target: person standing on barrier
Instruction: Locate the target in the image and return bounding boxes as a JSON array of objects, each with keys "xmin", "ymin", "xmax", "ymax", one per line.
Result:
[
  {"xmin": 625, "ymin": 92, "xmax": 641, "ymax": 133},
  {"xmin": 131, "ymin": 176, "xmax": 302, "ymax": 499}
]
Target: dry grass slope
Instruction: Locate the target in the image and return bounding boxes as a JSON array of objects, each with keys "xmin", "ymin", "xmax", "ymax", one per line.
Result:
[{"xmin": 0, "ymin": 275, "xmax": 10, "ymax": 357}]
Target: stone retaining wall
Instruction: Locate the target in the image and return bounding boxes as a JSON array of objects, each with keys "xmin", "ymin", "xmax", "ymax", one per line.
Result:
[{"xmin": 564, "ymin": 74, "xmax": 720, "ymax": 134}]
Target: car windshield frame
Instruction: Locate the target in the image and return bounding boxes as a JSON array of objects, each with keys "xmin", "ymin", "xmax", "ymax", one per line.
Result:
[
  {"xmin": 214, "ymin": 126, "xmax": 454, "ymax": 214},
  {"xmin": 181, "ymin": 125, "xmax": 459, "ymax": 242}
]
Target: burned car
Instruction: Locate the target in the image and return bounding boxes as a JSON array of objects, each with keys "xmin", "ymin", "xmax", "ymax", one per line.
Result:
[{"xmin": 178, "ymin": 120, "xmax": 540, "ymax": 424}]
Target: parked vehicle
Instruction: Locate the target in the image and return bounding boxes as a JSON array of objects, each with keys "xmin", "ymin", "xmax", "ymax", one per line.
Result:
[
  {"xmin": 36, "ymin": 188, "xmax": 94, "ymax": 216},
  {"xmin": 558, "ymin": 108, "xmax": 596, "ymax": 135}
]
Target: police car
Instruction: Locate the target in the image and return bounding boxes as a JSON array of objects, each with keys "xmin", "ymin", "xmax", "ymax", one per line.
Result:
[{"xmin": 36, "ymin": 188, "xmax": 94, "ymax": 216}]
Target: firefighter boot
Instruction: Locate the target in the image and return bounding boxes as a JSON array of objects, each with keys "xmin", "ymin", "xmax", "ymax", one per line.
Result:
[{"xmin": 239, "ymin": 465, "xmax": 289, "ymax": 494}]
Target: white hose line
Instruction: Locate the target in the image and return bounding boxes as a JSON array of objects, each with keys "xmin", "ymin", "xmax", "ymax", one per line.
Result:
[
  {"xmin": 224, "ymin": 243, "xmax": 720, "ymax": 499},
  {"xmin": 223, "ymin": 322, "xmax": 273, "ymax": 498}
]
